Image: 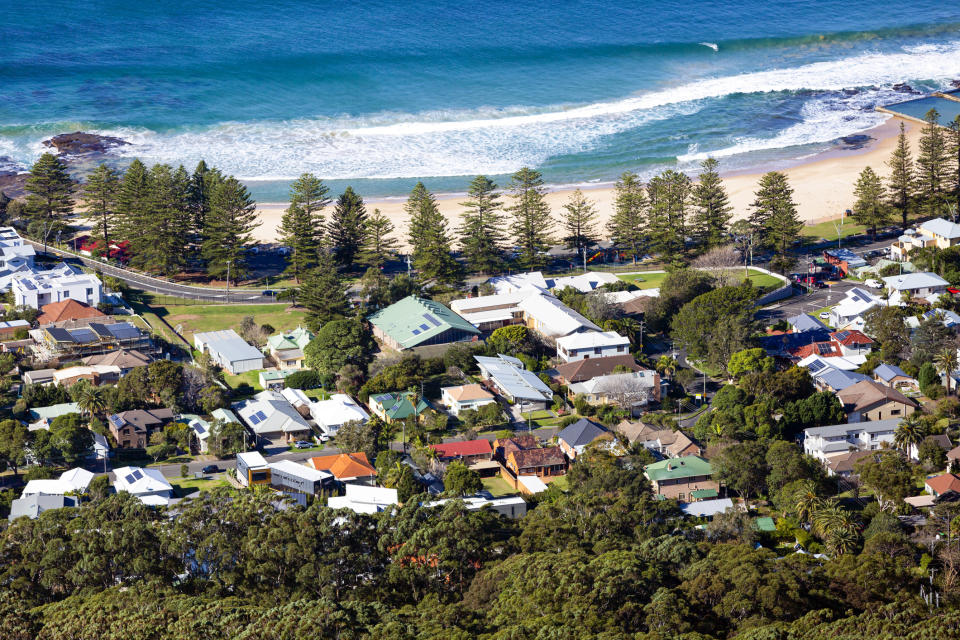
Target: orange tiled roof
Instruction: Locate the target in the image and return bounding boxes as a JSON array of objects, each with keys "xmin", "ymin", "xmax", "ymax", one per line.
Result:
[
  {"xmin": 926, "ymin": 473, "xmax": 960, "ymax": 496},
  {"xmin": 308, "ymin": 452, "xmax": 377, "ymax": 480},
  {"xmin": 37, "ymin": 299, "xmax": 106, "ymax": 325}
]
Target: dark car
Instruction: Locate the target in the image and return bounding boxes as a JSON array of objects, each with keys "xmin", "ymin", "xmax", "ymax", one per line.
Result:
[
  {"xmin": 201, "ymin": 464, "xmax": 220, "ymax": 474},
  {"xmin": 294, "ymin": 440, "xmax": 314, "ymax": 449}
]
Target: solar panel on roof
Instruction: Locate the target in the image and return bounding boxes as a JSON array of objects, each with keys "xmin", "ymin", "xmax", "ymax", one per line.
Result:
[
  {"xmin": 249, "ymin": 413, "xmax": 262, "ymax": 425},
  {"xmin": 194, "ymin": 424, "xmax": 206, "ymax": 434},
  {"xmin": 124, "ymin": 473, "xmax": 136, "ymax": 484},
  {"xmin": 423, "ymin": 313, "xmax": 442, "ymax": 327},
  {"xmin": 412, "ymin": 328, "xmax": 420, "ymax": 335},
  {"xmin": 106, "ymin": 323, "xmax": 140, "ymax": 340},
  {"xmin": 254, "ymin": 411, "xmax": 267, "ymax": 422},
  {"xmin": 88, "ymin": 323, "xmax": 112, "ymax": 338},
  {"xmin": 419, "ymin": 323, "xmax": 429, "ymax": 331},
  {"xmin": 68, "ymin": 328, "xmax": 98, "ymax": 343},
  {"xmin": 808, "ymin": 360, "xmax": 826, "ymax": 373},
  {"xmin": 131, "ymin": 470, "xmax": 143, "ymax": 481}
]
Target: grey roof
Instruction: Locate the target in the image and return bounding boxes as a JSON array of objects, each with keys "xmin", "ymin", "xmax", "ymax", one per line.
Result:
[
  {"xmin": 920, "ymin": 218, "xmax": 960, "ymax": 240},
  {"xmin": 681, "ymin": 498, "xmax": 734, "ymax": 518},
  {"xmin": 787, "ymin": 313, "xmax": 828, "ymax": 332},
  {"xmin": 815, "ymin": 367, "xmax": 870, "ymax": 391},
  {"xmin": 873, "ymin": 363, "xmax": 910, "ymax": 382},
  {"xmin": 557, "ymin": 418, "xmax": 607, "ymax": 448},
  {"xmin": 9, "ymin": 494, "xmax": 77, "ymax": 522},
  {"xmin": 474, "ymin": 355, "xmax": 553, "ymax": 402},
  {"xmin": 196, "ymin": 329, "xmax": 264, "ymax": 363},
  {"xmin": 882, "ymin": 272, "xmax": 949, "ymax": 291},
  {"xmin": 804, "ymin": 417, "xmax": 903, "ymax": 439}
]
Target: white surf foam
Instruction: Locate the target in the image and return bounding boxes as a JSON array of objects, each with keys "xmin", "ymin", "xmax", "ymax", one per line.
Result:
[{"xmin": 699, "ymin": 42, "xmax": 719, "ymax": 52}]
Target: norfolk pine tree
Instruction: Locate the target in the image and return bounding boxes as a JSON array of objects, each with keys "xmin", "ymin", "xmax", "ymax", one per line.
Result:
[
  {"xmin": 116, "ymin": 158, "xmax": 152, "ymax": 247},
  {"xmin": 886, "ymin": 121, "xmax": 916, "ymax": 228},
  {"xmin": 691, "ymin": 157, "xmax": 733, "ymax": 249},
  {"xmin": 328, "ymin": 186, "xmax": 368, "ymax": 269},
  {"xmin": 457, "ymin": 175, "xmax": 506, "ymax": 274},
  {"xmin": 949, "ymin": 115, "xmax": 960, "ymax": 213},
  {"xmin": 279, "ymin": 173, "xmax": 328, "ymax": 282},
  {"xmin": 137, "ymin": 164, "xmax": 190, "ymax": 275},
  {"xmin": 188, "ymin": 160, "xmax": 222, "ymax": 241},
  {"xmin": 405, "ymin": 182, "xmax": 460, "ymax": 284},
  {"xmin": 82, "ymin": 163, "xmax": 119, "ymax": 254},
  {"xmin": 751, "ymin": 171, "xmax": 801, "ymax": 273},
  {"xmin": 607, "ymin": 171, "xmax": 647, "ymax": 264},
  {"xmin": 506, "ymin": 167, "xmax": 554, "ymax": 270},
  {"xmin": 298, "ymin": 251, "xmax": 351, "ymax": 332},
  {"xmin": 24, "ymin": 152, "xmax": 74, "ymax": 240},
  {"xmin": 360, "ymin": 207, "xmax": 398, "ymax": 269},
  {"xmin": 851, "ymin": 166, "xmax": 890, "ymax": 239},
  {"xmin": 202, "ymin": 177, "xmax": 259, "ymax": 283},
  {"xmin": 646, "ymin": 169, "xmax": 690, "ymax": 262},
  {"xmin": 916, "ymin": 108, "xmax": 950, "ymax": 218},
  {"xmin": 561, "ymin": 188, "xmax": 599, "ymax": 263}
]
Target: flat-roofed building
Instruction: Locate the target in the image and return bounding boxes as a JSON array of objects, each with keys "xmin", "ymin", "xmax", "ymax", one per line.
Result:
[
  {"xmin": 236, "ymin": 451, "xmax": 271, "ymax": 487},
  {"xmin": 268, "ymin": 459, "xmax": 333, "ymax": 495}
]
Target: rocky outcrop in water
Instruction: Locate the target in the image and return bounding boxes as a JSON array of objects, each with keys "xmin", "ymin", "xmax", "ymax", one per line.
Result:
[
  {"xmin": 42, "ymin": 131, "xmax": 130, "ymax": 157},
  {"xmin": 891, "ymin": 83, "xmax": 919, "ymax": 94}
]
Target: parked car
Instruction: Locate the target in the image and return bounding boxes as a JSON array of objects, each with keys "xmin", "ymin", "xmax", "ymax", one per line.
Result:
[
  {"xmin": 294, "ymin": 440, "xmax": 314, "ymax": 449},
  {"xmin": 864, "ymin": 278, "xmax": 883, "ymax": 289},
  {"xmin": 819, "ymin": 311, "xmax": 831, "ymax": 320},
  {"xmin": 201, "ymin": 465, "xmax": 220, "ymax": 474}
]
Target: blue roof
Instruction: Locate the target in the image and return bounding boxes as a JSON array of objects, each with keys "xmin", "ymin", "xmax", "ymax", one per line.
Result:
[
  {"xmin": 873, "ymin": 363, "xmax": 909, "ymax": 382},
  {"xmin": 787, "ymin": 313, "xmax": 828, "ymax": 333},
  {"xmin": 817, "ymin": 368, "xmax": 870, "ymax": 391}
]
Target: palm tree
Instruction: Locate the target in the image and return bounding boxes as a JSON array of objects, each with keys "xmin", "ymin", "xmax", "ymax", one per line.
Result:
[
  {"xmin": 383, "ymin": 461, "xmax": 407, "ymax": 489},
  {"xmin": 77, "ymin": 386, "xmax": 106, "ymax": 419},
  {"xmin": 792, "ymin": 480, "xmax": 822, "ymax": 524},
  {"xmin": 812, "ymin": 501, "xmax": 859, "ymax": 555},
  {"xmin": 935, "ymin": 347, "xmax": 958, "ymax": 394},
  {"xmin": 894, "ymin": 417, "xmax": 927, "ymax": 454}
]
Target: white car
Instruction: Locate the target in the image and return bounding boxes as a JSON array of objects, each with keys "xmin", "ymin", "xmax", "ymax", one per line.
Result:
[
  {"xmin": 864, "ymin": 278, "xmax": 883, "ymax": 289},
  {"xmin": 819, "ymin": 311, "xmax": 831, "ymax": 320}
]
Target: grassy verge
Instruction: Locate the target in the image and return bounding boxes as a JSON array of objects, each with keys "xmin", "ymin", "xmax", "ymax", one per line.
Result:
[
  {"xmin": 153, "ymin": 303, "xmax": 308, "ymax": 343},
  {"xmin": 618, "ymin": 268, "xmax": 782, "ymax": 292},
  {"xmin": 801, "ymin": 219, "xmax": 869, "ymax": 242},
  {"xmin": 482, "ymin": 476, "xmax": 517, "ymax": 497},
  {"xmin": 170, "ymin": 476, "xmax": 229, "ymax": 497}
]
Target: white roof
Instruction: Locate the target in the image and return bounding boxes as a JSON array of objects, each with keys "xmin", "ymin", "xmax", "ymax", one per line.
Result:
[
  {"xmin": 113, "ymin": 466, "xmax": 173, "ymax": 495},
  {"xmin": 449, "ymin": 291, "xmax": 529, "ymax": 313},
  {"xmin": 233, "ymin": 390, "xmax": 312, "ymax": 434},
  {"xmin": 798, "ymin": 354, "xmax": 862, "ymax": 372},
  {"xmin": 21, "ymin": 479, "xmax": 72, "ymax": 496},
  {"xmin": 58, "ymin": 467, "xmax": 95, "ymax": 492},
  {"xmin": 602, "ymin": 289, "xmax": 659, "ymax": 303},
  {"xmin": 486, "ymin": 271, "xmax": 549, "ymax": 294},
  {"xmin": 269, "ymin": 459, "xmax": 332, "ymax": 482},
  {"xmin": 280, "ymin": 387, "xmax": 310, "ymax": 408},
  {"xmin": 516, "ymin": 293, "xmax": 600, "ymax": 337},
  {"xmin": 310, "ymin": 393, "xmax": 369, "ymax": 427},
  {"xmin": 475, "ymin": 355, "xmax": 553, "ymax": 402},
  {"xmin": 52, "ymin": 365, "xmax": 121, "ymax": 382},
  {"xmin": 681, "ymin": 498, "xmax": 734, "ymax": 517},
  {"xmin": 551, "ymin": 271, "xmax": 620, "ymax": 293},
  {"xmin": 327, "ymin": 484, "xmax": 398, "ymax": 514},
  {"xmin": 137, "ymin": 494, "xmax": 172, "ymax": 507},
  {"xmin": 568, "ymin": 370, "xmax": 657, "ymax": 396},
  {"xmin": 882, "ymin": 272, "xmax": 949, "ymax": 291},
  {"xmin": 194, "ymin": 329, "xmax": 264, "ymax": 363},
  {"xmin": 517, "ymin": 475, "xmax": 548, "ymax": 494},
  {"xmin": 236, "ymin": 451, "xmax": 270, "ymax": 469},
  {"xmin": 920, "ymin": 218, "xmax": 960, "ymax": 240},
  {"xmin": 12, "ymin": 268, "xmax": 100, "ymax": 293},
  {"xmin": 557, "ymin": 330, "xmax": 629, "ymax": 351}
]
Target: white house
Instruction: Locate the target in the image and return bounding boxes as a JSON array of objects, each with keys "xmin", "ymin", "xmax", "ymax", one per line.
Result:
[
  {"xmin": 567, "ymin": 370, "xmax": 659, "ymax": 413},
  {"xmin": 327, "ymin": 484, "xmax": 399, "ymax": 514},
  {"xmin": 423, "ymin": 495, "xmax": 527, "ymax": 519},
  {"xmin": 309, "ymin": 393, "xmax": 370, "ymax": 437},
  {"xmin": 829, "ymin": 287, "xmax": 884, "ymax": 330},
  {"xmin": 22, "ymin": 467, "xmax": 94, "ymax": 496},
  {"xmin": 112, "ymin": 466, "xmax": 174, "ymax": 506},
  {"xmin": 517, "ymin": 292, "xmax": 601, "ymax": 338},
  {"xmin": 440, "ymin": 383, "xmax": 496, "ymax": 416},
  {"xmin": 556, "ymin": 330, "xmax": 630, "ymax": 363},
  {"xmin": 802, "ymin": 418, "xmax": 902, "ymax": 462},
  {"xmin": 486, "ymin": 271, "xmax": 550, "ymax": 294},
  {"xmin": 891, "ymin": 218, "xmax": 960, "ymax": 260},
  {"xmin": 0, "ymin": 227, "xmax": 35, "ymax": 269},
  {"xmin": 12, "ymin": 266, "xmax": 102, "ymax": 309},
  {"xmin": 475, "ymin": 354, "xmax": 553, "ymax": 409},
  {"xmin": 194, "ymin": 329, "xmax": 265, "ymax": 374},
  {"xmin": 882, "ymin": 272, "xmax": 949, "ymax": 305},
  {"xmin": 233, "ymin": 390, "xmax": 312, "ymax": 442},
  {"xmin": 449, "ymin": 291, "xmax": 529, "ymax": 332},
  {"xmin": 551, "ymin": 271, "xmax": 621, "ymax": 293}
]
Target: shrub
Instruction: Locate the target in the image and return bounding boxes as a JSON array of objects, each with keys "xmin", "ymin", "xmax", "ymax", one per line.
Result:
[{"xmin": 286, "ymin": 369, "xmax": 321, "ymax": 389}]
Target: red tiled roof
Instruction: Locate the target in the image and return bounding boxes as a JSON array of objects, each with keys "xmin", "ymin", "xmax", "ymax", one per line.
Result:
[
  {"xmin": 790, "ymin": 341, "xmax": 842, "ymax": 359},
  {"xmin": 926, "ymin": 473, "xmax": 960, "ymax": 496},
  {"xmin": 309, "ymin": 452, "xmax": 377, "ymax": 479},
  {"xmin": 830, "ymin": 329, "xmax": 874, "ymax": 346},
  {"xmin": 37, "ymin": 299, "xmax": 106, "ymax": 325},
  {"xmin": 430, "ymin": 439, "xmax": 492, "ymax": 459},
  {"xmin": 510, "ymin": 446, "xmax": 565, "ymax": 469}
]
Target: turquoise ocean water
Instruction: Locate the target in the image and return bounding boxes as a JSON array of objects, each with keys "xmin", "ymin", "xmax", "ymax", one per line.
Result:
[{"xmin": 2, "ymin": 1, "xmax": 960, "ymax": 201}]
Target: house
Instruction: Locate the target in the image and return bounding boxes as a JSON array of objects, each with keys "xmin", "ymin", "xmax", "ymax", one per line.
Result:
[
  {"xmin": 22, "ymin": 368, "xmax": 56, "ymax": 386},
  {"xmin": 823, "ymin": 449, "xmax": 875, "ymax": 478},
  {"xmin": 802, "ymin": 418, "xmax": 902, "ymax": 462},
  {"xmin": 486, "ymin": 271, "xmax": 550, "ymax": 294},
  {"xmin": 787, "ymin": 313, "xmax": 830, "ymax": 334},
  {"xmin": 551, "ymin": 271, "xmax": 621, "ymax": 293},
  {"xmin": 36, "ymin": 299, "xmax": 107, "ymax": 327},
  {"xmin": 280, "ymin": 387, "xmax": 311, "ymax": 412},
  {"xmin": 829, "ymin": 330, "xmax": 874, "ymax": 356},
  {"xmin": 30, "ymin": 321, "xmax": 153, "ymax": 362},
  {"xmin": 368, "ymin": 392, "xmax": 429, "ymax": 424},
  {"xmin": 505, "ymin": 446, "xmax": 567, "ymax": 478},
  {"xmin": 328, "ymin": 484, "xmax": 398, "ymax": 514},
  {"xmin": 552, "ymin": 354, "xmax": 644, "ymax": 385},
  {"xmin": 441, "ymin": 383, "xmax": 496, "ymax": 415},
  {"xmin": 873, "ymin": 363, "xmax": 919, "ymax": 393},
  {"xmin": 493, "ymin": 434, "xmax": 541, "ymax": 462},
  {"xmin": 644, "ymin": 456, "xmax": 717, "ymax": 501},
  {"xmin": 233, "ymin": 390, "xmax": 313, "ymax": 442},
  {"xmin": 925, "ymin": 473, "xmax": 960, "ymax": 498},
  {"xmin": 556, "ymin": 330, "xmax": 630, "ymax": 363},
  {"xmin": 13, "ymin": 267, "xmax": 102, "ymax": 309},
  {"xmin": 891, "ymin": 218, "xmax": 960, "ymax": 261},
  {"xmin": 823, "ymin": 248, "xmax": 867, "ymax": 275},
  {"xmin": 27, "ymin": 402, "xmax": 80, "ymax": 430},
  {"xmin": 194, "ymin": 329, "xmax": 264, "ymax": 374},
  {"xmin": 0, "ymin": 227, "xmax": 35, "ymax": 273},
  {"xmin": 265, "ymin": 326, "xmax": 313, "ymax": 369},
  {"xmin": 681, "ymin": 497, "xmax": 734, "ymax": 518},
  {"xmin": 107, "ymin": 408, "xmax": 176, "ymax": 449},
  {"xmin": 308, "ymin": 452, "xmax": 378, "ymax": 485},
  {"xmin": 8, "ymin": 494, "xmax": 78, "ymax": 522},
  {"xmin": 81, "ymin": 349, "xmax": 152, "ymax": 376},
  {"xmin": 368, "ymin": 295, "xmax": 480, "ymax": 351},
  {"xmin": 21, "ymin": 467, "xmax": 95, "ymax": 496},
  {"xmin": 882, "ymin": 272, "xmax": 949, "ymax": 305},
  {"xmin": 310, "ymin": 393, "xmax": 370, "ymax": 437},
  {"xmin": 602, "ymin": 289, "xmax": 657, "ymax": 317},
  {"xmin": 567, "ymin": 370, "xmax": 660, "ymax": 413},
  {"xmin": 475, "ymin": 354, "xmax": 553, "ymax": 409},
  {"xmin": 424, "ymin": 495, "xmax": 527, "ymax": 519},
  {"xmin": 52, "ymin": 364, "xmax": 121, "ymax": 387},
  {"xmin": 183, "ymin": 414, "xmax": 212, "ymax": 453},
  {"xmin": 0, "ymin": 319, "xmax": 29, "ymax": 338},
  {"xmin": 801, "ymin": 357, "xmax": 871, "ymax": 392},
  {"xmin": 236, "ymin": 451, "xmax": 271, "ymax": 487},
  {"xmin": 924, "ymin": 307, "xmax": 960, "ymax": 330},
  {"xmin": 268, "ymin": 459, "xmax": 333, "ymax": 495},
  {"xmin": 429, "ymin": 439, "xmax": 493, "ymax": 464},
  {"xmin": 449, "ymin": 292, "xmax": 529, "ymax": 332},
  {"xmin": 258, "ymin": 369, "xmax": 295, "ymax": 390},
  {"xmin": 516, "ymin": 292, "xmax": 601, "ymax": 339},
  {"xmin": 828, "ymin": 288, "xmax": 885, "ymax": 331},
  {"xmin": 113, "ymin": 466, "xmax": 174, "ymax": 505},
  {"xmin": 836, "ymin": 379, "xmax": 918, "ymax": 422},
  {"xmin": 908, "ymin": 434, "xmax": 953, "ymax": 463},
  {"xmin": 616, "ymin": 420, "xmax": 701, "ymax": 458},
  {"xmin": 556, "ymin": 418, "xmax": 612, "ymax": 460}
]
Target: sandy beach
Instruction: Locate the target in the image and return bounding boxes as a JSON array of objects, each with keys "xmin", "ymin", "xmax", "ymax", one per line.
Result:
[{"xmin": 251, "ymin": 116, "xmax": 920, "ymax": 248}]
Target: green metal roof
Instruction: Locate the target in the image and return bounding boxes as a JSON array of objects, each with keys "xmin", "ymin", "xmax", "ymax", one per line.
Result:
[
  {"xmin": 368, "ymin": 296, "xmax": 479, "ymax": 349},
  {"xmin": 644, "ymin": 456, "xmax": 713, "ymax": 482},
  {"xmin": 690, "ymin": 488, "xmax": 718, "ymax": 499},
  {"xmin": 371, "ymin": 392, "xmax": 429, "ymax": 420},
  {"xmin": 266, "ymin": 326, "xmax": 313, "ymax": 351},
  {"xmin": 755, "ymin": 516, "xmax": 776, "ymax": 532}
]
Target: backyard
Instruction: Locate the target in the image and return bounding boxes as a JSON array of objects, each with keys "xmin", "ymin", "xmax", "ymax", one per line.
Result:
[{"xmin": 618, "ymin": 268, "xmax": 783, "ymax": 291}]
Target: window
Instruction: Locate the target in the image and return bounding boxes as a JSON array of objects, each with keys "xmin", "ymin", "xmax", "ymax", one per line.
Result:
[
  {"xmin": 617, "ymin": 346, "xmax": 625, "ymax": 352},
  {"xmin": 891, "ymin": 409, "xmax": 901, "ymax": 415},
  {"xmin": 594, "ymin": 347, "xmax": 602, "ymax": 355},
  {"xmin": 678, "ymin": 493, "xmax": 685, "ymax": 501}
]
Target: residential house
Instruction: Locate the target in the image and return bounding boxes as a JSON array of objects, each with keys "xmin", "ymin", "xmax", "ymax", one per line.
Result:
[
  {"xmin": 551, "ymin": 271, "xmax": 621, "ymax": 293},
  {"xmin": 36, "ymin": 299, "xmax": 107, "ymax": 327},
  {"xmin": 616, "ymin": 420, "xmax": 701, "ymax": 458},
  {"xmin": 891, "ymin": 218, "xmax": 960, "ymax": 261},
  {"xmin": 873, "ymin": 363, "xmax": 920, "ymax": 393},
  {"xmin": 516, "ymin": 292, "xmax": 601, "ymax": 339},
  {"xmin": 908, "ymin": 434, "xmax": 953, "ymax": 463},
  {"xmin": 268, "ymin": 459, "xmax": 333, "ymax": 495},
  {"xmin": 368, "ymin": 295, "xmax": 480, "ymax": 351},
  {"xmin": 829, "ymin": 330, "xmax": 874, "ymax": 357},
  {"xmin": 310, "ymin": 393, "xmax": 370, "ymax": 437},
  {"xmin": 556, "ymin": 418, "xmax": 613, "ymax": 460},
  {"xmin": 13, "ymin": 267, "xmax": 102, "ymax": 309},
  {"xmin": 52, "ymin": 364, "xmax": 121, "ymax": 387},
  {"xmin": 486, "ymin": 271, "xmax": 550, "ymax": 294},
  {"xmin": 194, "ymin": 329, "xmax": 264, "ymax": 374},
  {"xmin": 21, "ymin": 467, "xmax": 95, "ymax": 496},
  {"xmin": 925, "ymin": 473, "xmax": 960, "ymax": 499},
  {"xmin": 429, "ymin": 439, "xmax": 493, "ymax": 464},
  {"xmin": 568, "ymin": 370, "xmax": 660, "ymax": 414},
  {"xmin": 258, "ymin": 369, "xmax": 295, "ymax": 390},
  {"xmin": 183, "ymin": 414, "xmax": 212, "ymax": 453},
  {"xmin": 924, "ymin": 307, "xmax": 960, "ymax": 330},
  {"xmin": 823, "ymin": 450, "xmax": 876, "ymax": 478},
  {"xmin": 22, "ymin": 368, "xmax": 55, "ymax": 386},
  {"xmin": 0, "ymin": 227, "xmax": 34, "ymax": 273},
  {"xmin": 803, "ymin": 418, "xmax": 902, "ymax": 462},
  {"xmin": 441, "ymin": 383, "xmax": 496, "ymax": 416},
  {"xmin": 475, "ymin": 354, "xmax": 553, "ymax": 410},
  {"xmin": 602, "ymin": 289, "xmax": 657, "ymax": 317},
  {"xmin": 681, "ymin": 497, "xmax": 734, "ymax": 518},
  {"xmin": 801, "ymin": 357, "xmax": 871, "ymax": 392},
  {"xmin": 492, "ymin": 434, "xmax": 541, "ymax": 462},
  {"xmin": 424, "ymin": 495, "xmax": 527, "ymax": 519},
  {"xmin": 828, "ymin": 288, "xmax": 885, "ymax": 331},
  {"xmin": 81, "ymin": 348, "xmax": 152, "ymax": 376},
  {"xmin": 556, "ymin": 330, "xmax": 630, "ymax": 363},
  {"xmin": 644, "ymin": 456, "xmax": 716, "ymax": 500},
  {"xmin": 552, "ymin": 354, "xmax": 644, "ymax": 385},
  {"xmin": 787, "ymin": 313, "xmax": 830, "ymax": 333},
  {"xmin": 823, "ymin": 248, "xmax": 867, "ymax": 276},
  {"xmin": 30, "ymin": 321, "xmax": 153, "ymax": 362},
  {"xmin": 308, "ymin": 452, "xmax": 379, "ymax": 486},
  {"xmin": 113, "ymin": 466, "xmax": 174, "ymax": 506},
  {"xmin": 265, "ymin": 326, "xmax": 313, "ymax": 369},
  {"xmin": 882, "ymin": 272, "xmax": 949, "ymax": 305},
  {"xmin": 505, "ymin": 446, "xmax": 567, "ymax": 478},
  {"xmin": 233, "ymin": 390, "xmax": 313, "ymax": 442},
  {"xmin": 368, "ymin": 391, "xmax": 429, "ymax": 424},
  {"xmin": 328, "ymin": 484, "xmax": 398, "ymax": 514},
  {"xmin": 27, "ymin": 402, "xmax": 80, "ymax": 430},
  {"xmin": 107, "ymin": 408, "xmax": 175, "ymax": 449},
  {"xmin": 9, "ymin": 494, "xmax": 78, "ymax": 522},
  {"xmin": 836, "ymin": 379, "xmax": 918, "ymax": 422},
  {"xmin": 449, "ymin": 291, "xmax": 529, "ymax": 332},
  {"xmin": 236, "ymin": 451, "xmax": 271, "ymax": 487},
  {"xmin": 0, "ymin": 319, "xmax": 29, "ymax": 339}
]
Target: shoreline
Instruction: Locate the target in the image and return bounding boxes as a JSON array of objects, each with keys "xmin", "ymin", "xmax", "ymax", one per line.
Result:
[{"xmin": 251, "ymin": 116, "xmax": 918, "ymax": 246}]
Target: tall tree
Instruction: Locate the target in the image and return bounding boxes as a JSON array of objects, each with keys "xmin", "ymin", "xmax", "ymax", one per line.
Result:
[
  {"xmin": 851, "ymin": 166, "xmax": 890, "ymax": 240},
  {"xmin": 328, "ymin": 187, "xmax": 368, "ymax": 268},
  {"xmin": 561, "ymin": 188, "xmax": 599, "ymax": 263},
  {"xmin": 750, "ymin": 171, "xmax": 801, "ymax": 273},
  {"xmin": 691, "ymin": 157, "xmax": 733, "ymax": 249},
  {"xmin": 115, "ymin": 158, "xmax": 152, "ymax": 249},
  {"xmin": 359, "ymin": 208, "xmax": 398, "ymax": 269},
  {"xmin": 949, "ymin": 115, "xmax": 960, "ymax": 215},
  {"xmin": 187, "ymin": 160, "xmax": 221, "ymax": 240},
  {"xmin": 82, "ymin": 163, "xmax": 119, "ymax": 254},
  {"xmin": 201, "ymin": 177, "xmax": 259, "ymax": 283},
  {"xmin": 290, "ymin": 173, "xmax": 329, "ymax": 238},
  {"xmin": 457, "ymin": 175, "xmax": 506, "ymax": 274},
  {"xmin": 607, "ymin": 171, "xmax": 647, "ymax": 264},
  {"xmin": 298, "ymin": 251, "xmax": 351, "ymax": 332},
  {"xmin": 886, "ymin": 121, "xmax": 916, "ymax": 229},
  {"xmin": 506, "ymin": 167, "xmax": 554, "ymax": 270},
  {"xmin": 24, "ymin": 152, "xmax": 74, "ymax": 241},
  {"xmin": 917, "ymin": 108, "xmax": 950, "ymax": 218},
  {"xmin": 278, "ymin": 203, "xmax": 319, "ymax": 283},
  {"xmin": 405, "ymin": 182, "xmax": 460, "ymax": 284},
  {"xmin": 130, "ymin": 164, "xmax": 190, "ymax": 275},
  {"xmin": 647, "ymin": 169, "xmax": 691, "ymax": 262}
]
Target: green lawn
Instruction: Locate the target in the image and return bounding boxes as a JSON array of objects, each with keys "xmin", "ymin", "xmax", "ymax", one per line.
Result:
[
  {"xmin": 138, "ymin": 298, "xmax": 308, "ymax": 344},
  {"xmin": 303, "ymin": 388, "xmax": 331, "ymax": 401},
  {"xmin": 482, "ymin": 476, "xmax": 517, "ymax": 497},
  {"xmin": 801, "ymin": 219, "xmax": 868, "ymax": 242},
  {"xmin": 521, "ymin": 410, "xmax": 555, "ymax": 420},
  {"xmin": 548, "ymin": 475, "xmax": 569, "ymax": 492},
  {"xmin": 618, "ymin": 268, "xmax": 782, "ymax": 292},
  {"xmin": 225, "ymin": 370, "xmax": 262, "ymax": 392},
  {"xmin": 746, "ymin": 273, "xmax": 784, "ymax": 289},
  {"xmin": 170, "ymin": 476, "xmax": 230, "ymax": 497}
]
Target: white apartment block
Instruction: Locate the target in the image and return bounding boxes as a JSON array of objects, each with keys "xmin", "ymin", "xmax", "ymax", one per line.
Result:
[
  {"xmin": 0, "ymin": 227, "xmax": 35, "ymax": 271},
  {"xmin": 12, "ymin": 265, "xmax": 102, "ymax": 309},
  {"xmin": 802, "ymin": 418, "xmax": 901, "ymax": 462}
]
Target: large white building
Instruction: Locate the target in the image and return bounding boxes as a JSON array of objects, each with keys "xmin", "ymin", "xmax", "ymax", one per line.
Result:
[
  {"xmin": 802, "ymin": 418, "xmax": 902, "ymax": 462},
  {"xmin": 12, "ymin": 264, "xmax": 102, "ymax": 309},
  {"xmin": 113, "ymin": 466, "xmax": 174, "ymax": 506},
  {"xmin": 194, "ymin": 329, "xmax": 265, "ymax": 374},
  {"xmin": 556, "ymin": 330, "xmax": 630, "ymax": 363}
]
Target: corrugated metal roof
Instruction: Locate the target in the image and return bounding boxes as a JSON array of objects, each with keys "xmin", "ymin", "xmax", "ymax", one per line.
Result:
[{"xmin": 368, "ymin": 296, "xmax": 479, "ymax": 348}]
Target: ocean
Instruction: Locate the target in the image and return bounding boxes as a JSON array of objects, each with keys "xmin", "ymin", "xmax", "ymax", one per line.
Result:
[{"xmin": 2, "ymin": 0, "xmax": 960, "ymax": 202}]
